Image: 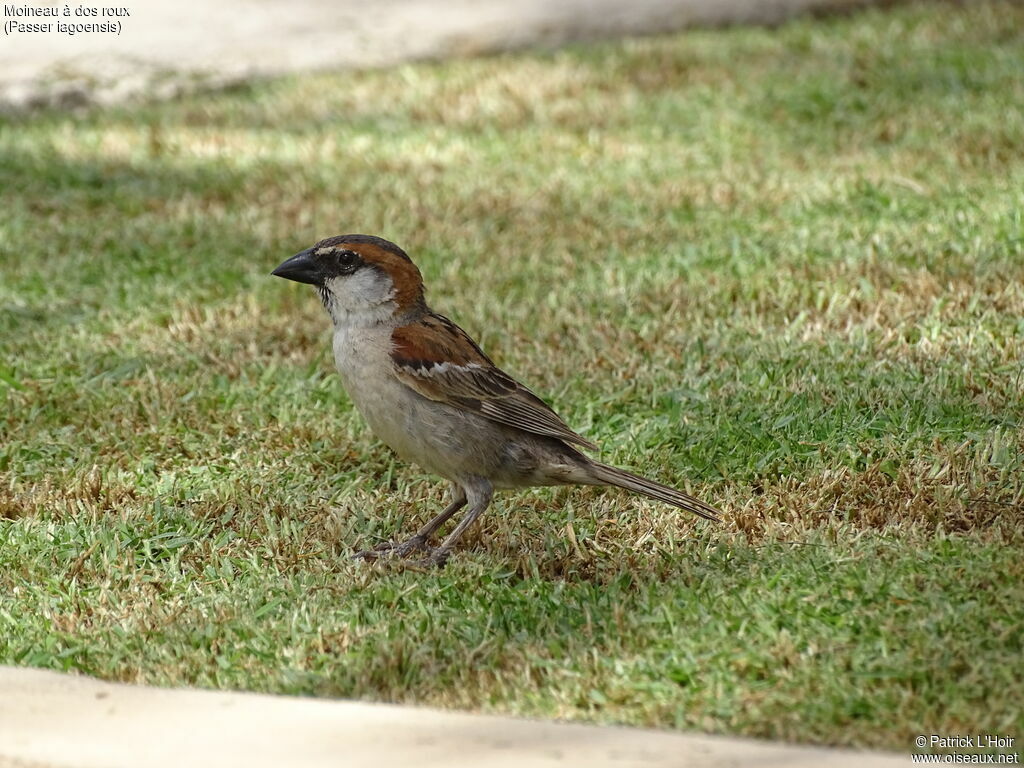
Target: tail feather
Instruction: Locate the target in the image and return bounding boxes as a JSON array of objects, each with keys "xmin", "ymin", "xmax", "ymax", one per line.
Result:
[{"xmin": 590, "ymin": 462, "xmax": 720, "ymax": 522}]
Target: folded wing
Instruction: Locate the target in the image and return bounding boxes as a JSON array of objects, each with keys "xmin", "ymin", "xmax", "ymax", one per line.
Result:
[{"xmin": 391, "ymin": 313, "xmax": 597, "ymax": 451}]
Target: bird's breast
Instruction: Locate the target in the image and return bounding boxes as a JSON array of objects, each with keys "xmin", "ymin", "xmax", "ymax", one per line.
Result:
[
  {"xmin": 331, "ymin": 325, "xmax": 394, "ymax": 395},
  {"xmin": 331, "ymin": 324, "xmax": 423, "ymax": 450}
]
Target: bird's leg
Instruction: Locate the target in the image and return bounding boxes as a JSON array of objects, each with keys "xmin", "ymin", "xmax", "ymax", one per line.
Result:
[
  {"xmin": 353, "ymin": 485, "xmax": 466, "ymax": 560},
  {"xmin": 416, "ymin": 479, "xmax": 493, "ymax": 568}
]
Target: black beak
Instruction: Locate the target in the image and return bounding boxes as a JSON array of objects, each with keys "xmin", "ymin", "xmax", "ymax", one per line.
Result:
[{"xmin": 272, "ymin": 248, "xmax": 320, "ymax": 285}]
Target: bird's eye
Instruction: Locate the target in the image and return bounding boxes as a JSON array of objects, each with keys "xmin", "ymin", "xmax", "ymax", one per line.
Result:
[{"xmin": 333, "ymin": 249, "xmax": 361, "ymax": 275}]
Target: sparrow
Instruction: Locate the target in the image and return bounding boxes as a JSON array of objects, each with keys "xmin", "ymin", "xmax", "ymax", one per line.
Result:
[{"xmin": 272, "ymin": 234, "xmax": 719, "ymax": 567}]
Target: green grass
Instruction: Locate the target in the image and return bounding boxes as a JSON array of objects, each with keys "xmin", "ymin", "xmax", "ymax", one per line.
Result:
[{"xmin": 2, "ymin": 0, "xmax": 1023, "ymax": 752}]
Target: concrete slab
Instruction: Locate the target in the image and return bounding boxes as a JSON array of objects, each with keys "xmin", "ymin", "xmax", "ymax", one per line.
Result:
[
  {"xmin": 0, "ymin": 0, "xmax": 877, "ymax": 111},
  {"xmin": 0, "ymin": 666, "xmax": 908, "ymax": 768}
]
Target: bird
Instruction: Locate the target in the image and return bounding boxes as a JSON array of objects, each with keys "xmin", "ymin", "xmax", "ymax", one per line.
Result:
[{"xmin": 272, "ymin": 234, "xmax": 719, "ymax": 567}]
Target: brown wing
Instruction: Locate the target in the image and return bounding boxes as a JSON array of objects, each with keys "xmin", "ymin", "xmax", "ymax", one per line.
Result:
[{"xmin": 391, "ymin": 313, "xmax": 597, "ymax": 451}]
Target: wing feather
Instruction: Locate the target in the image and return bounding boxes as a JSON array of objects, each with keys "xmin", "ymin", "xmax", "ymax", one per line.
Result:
[{"xmin": 391, "ymin": 314, "xmax": 597, "ymax": 451}]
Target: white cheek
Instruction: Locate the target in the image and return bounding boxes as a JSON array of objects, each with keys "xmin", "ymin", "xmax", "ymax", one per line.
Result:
[{"xmin": 324, "ymin": 269, "xmax": 396, "ymax": 323}]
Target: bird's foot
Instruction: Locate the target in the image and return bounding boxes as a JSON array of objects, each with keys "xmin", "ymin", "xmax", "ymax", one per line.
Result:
[
  {"xmin": 410, "ymin": 546, "xmax": 451, "ymax": 569},
  {"xmin": 352, "ymin": 539, "xmax": 452, "ymax": 569},
  {"xmin": 352, "ymin": 535, "xmax": 428, "ymax": 561}
]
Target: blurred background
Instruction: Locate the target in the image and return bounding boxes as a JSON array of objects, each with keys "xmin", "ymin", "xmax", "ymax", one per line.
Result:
[
  {"xmin": 2, "ymin": 0, "xmax": 1022, "ymax": 757},
  {"xmin": 3, "ymin": 0, "xmax": 878, "ymax": 111}
]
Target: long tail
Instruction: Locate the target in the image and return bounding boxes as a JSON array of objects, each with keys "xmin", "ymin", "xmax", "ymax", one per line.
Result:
[{"xmin": 589, "ymin": 462, "xmax": 721, "ymax": 522}]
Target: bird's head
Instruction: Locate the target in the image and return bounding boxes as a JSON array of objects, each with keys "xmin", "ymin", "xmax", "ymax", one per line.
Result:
[{"xmin": 272, "ymin": 234, "xmax": 425, "ymax": 323}]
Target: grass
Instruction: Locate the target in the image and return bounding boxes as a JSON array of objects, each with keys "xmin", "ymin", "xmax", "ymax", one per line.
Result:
[{"xmin": 1, "ymin": 0, "xmax": 1023, "ymax": 753}]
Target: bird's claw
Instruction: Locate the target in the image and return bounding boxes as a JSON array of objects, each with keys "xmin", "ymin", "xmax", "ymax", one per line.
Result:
[
  {"xmin": 411, "ymin": 548, "xmax": 451, "ymax": 569},
  {"xmin": 352, "ymin": 535, "xmax": 429, "ymax": 562},
  {"xmin": 352, "ymin": 548, "xmax": 382, "ymax": 561}
]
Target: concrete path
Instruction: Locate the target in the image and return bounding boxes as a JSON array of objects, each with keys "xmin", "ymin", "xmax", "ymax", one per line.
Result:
[
  {"xmin": 1, "ymin": 0, "xmax": 871, "ymax": 111},
  {"xmin": 0, "ymin": 666, "xmax": 908, "ymax": 768}
]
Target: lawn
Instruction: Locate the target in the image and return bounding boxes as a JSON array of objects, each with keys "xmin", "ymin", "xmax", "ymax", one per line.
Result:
[{"xmin": 1, "ymin": 0, "xmax": 1022, "ymax": 752}]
